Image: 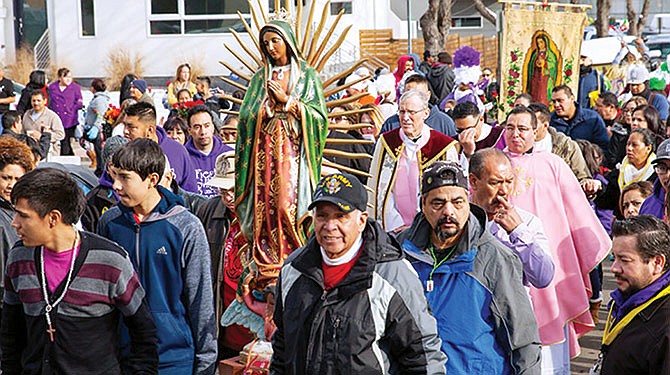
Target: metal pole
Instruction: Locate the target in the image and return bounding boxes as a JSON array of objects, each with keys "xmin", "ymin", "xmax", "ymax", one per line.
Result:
[{"xmin": 407, "ymin": 0, "xmax": 412, "ymax": 54}]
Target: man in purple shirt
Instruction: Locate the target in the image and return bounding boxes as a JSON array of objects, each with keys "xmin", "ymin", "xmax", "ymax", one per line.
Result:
[
  {"xmin": 122, "ymin": 102, "xmax": 198, "ymax": 192},
  {"xmin": 468, "ymin": 148, "xmax": 555, "ymax": 288},
  {"xmin": 48, "ymin": 67, "xmax": 82, "ymax": 156},
  {"xmin": 184, "ymin": 105, "xmax": 232, "ymax": 198}
]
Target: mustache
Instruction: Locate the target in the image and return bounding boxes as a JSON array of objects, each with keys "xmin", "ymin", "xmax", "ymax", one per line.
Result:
[{"xmin": 437, "ymin": 216, "xmax": 459, "ymax": 227}]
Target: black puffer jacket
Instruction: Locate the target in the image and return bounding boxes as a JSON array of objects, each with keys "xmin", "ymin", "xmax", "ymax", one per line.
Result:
[{"xmin": 270, "ymin": 219, "xmax": 446, "ymax": 374}]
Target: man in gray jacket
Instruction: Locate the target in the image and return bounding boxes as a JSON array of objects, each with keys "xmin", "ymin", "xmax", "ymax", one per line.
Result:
[
  {"xmin": 398, "ymin": 161, "xmax": 541, "ymax": 374},
  {"xmin": 271, "ymin": 172, "xmax": 446, "ymax": 374}
]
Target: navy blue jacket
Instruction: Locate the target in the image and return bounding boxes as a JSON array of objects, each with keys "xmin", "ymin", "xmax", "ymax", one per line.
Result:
[
  {"xmin": 647, "ymin": 92, "xmax": 669, "ymax": 121},
  {"xmin": 549, "ymin": 104, "xmax": 609, "ymax": 152},
  {"xmin": 380, "ymin": 105, "xmax": 457, "ymax": 137},
  {"xmin": 577, "ymin": 70, "xmax": 605, "ymax": 109},
  {"xmin": 98, "ymin": 186, "xmax": 217, "ymax": 374}
]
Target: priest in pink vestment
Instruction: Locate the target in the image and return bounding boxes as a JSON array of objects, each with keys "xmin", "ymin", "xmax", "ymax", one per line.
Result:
[{"xmin": 503, "ymin": 106, "xmax": 610, "ymax": 373}]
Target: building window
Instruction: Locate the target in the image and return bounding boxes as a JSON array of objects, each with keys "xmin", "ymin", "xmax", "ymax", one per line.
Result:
[
  {"xmin": 330, "ymin": 1, "xmax": 352, "ymax": 15},
  {"xmin": 149, "ymin": 0, "xmax": 251, "ymax": 35},
  {"xmin": 80, "ymin": 0, "xmax": 95, "ymax": 36},
  {"xmin": 451, "ymin": 17, "xmax": 482, "ymax": 29}
]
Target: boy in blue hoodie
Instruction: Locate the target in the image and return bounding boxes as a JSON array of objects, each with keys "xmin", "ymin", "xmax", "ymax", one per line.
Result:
[
  {"xmin": 97, "ymin": 138, "xmax": 217, "ymax": 374},
  {"xmin": 184, "ymin": 105, "xmax": 233, "ymax": 198}
]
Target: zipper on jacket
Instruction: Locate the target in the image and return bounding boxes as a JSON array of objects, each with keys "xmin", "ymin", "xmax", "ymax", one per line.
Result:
[
  {"xmin": 427, "ymin": 243, "xmax": 456, "ymax": 292},
  {"xmin": 134, "ymin": 223, "xmax": 141, "ymax": 268}
]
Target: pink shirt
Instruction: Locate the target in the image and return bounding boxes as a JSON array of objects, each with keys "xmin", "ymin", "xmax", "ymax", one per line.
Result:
[{"xmin": 43, "ymin": 245, "xmax": 80, "ymax": 294}]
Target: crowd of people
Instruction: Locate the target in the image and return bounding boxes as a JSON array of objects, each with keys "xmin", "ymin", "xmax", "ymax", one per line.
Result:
[{"xmin": 0, "ymin": 18, "xmax": 669, "ymax": 375}]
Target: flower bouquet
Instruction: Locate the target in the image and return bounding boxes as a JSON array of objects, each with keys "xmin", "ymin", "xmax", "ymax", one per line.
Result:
[{"xmin": 172, "ymin": 100, "xmax": 204, "ymax": 119}]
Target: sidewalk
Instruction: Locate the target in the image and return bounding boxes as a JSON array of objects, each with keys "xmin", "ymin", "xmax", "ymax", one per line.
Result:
[{"xmin": 570, "ymin": 258, "xmax": 615, "ymax": 374}]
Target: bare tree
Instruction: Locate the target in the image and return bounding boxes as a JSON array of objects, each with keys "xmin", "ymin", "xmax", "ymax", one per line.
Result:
[
  {"xmin": 420, "ymin": 0, "xmax": 452, "ymax": 53},
  {"xmin": 626, "ymin": 0, "xmax": 652, "ymax": 36},
  {"xmin": 596, "ymin": 0, "xmax": 612, "ymax": 37},
  {"xmin": 472, "ymin": 0, "xmax": 496, "ymax": 25}
]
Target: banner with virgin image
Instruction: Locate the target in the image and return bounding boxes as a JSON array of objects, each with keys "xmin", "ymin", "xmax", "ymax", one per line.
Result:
[{"xmin": 499, "ymin": 1, "xmax": 590, "ymax": 121}]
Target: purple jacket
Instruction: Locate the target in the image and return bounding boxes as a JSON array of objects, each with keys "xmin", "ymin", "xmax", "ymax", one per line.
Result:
[
  {"xmin": 48, "ymin": 81, "xmax": 83, "ymax": 129},
  {"xmin": 590, "ymin": 173, "xmax": 613, "ymax": 234},
  {"xmin": 488, "ymin": 206, "xmax": 555, "ymax": 289},
  {"xmin": 156, "ymin": 126, "xmax": 198, "ymax": 193},
  {"xmin": 639, "ymin": 178, "xmax": 665, "ymax": 219},
  {"xmin": 184, "ymin": 135, "xmax": 233, "ymax": 198}
]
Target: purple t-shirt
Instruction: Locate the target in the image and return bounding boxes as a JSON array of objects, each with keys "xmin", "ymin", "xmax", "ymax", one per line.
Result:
[
  {"xmin": 43, "ymin": 244, "xmax": 80, "ymax": 293},
  {"xmin": 155, "ymin": 126, "xmax": 198, "ymax": 192}
]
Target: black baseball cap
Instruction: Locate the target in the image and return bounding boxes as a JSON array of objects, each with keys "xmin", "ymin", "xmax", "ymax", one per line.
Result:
[
  {"xmin": 309, "ymin": 172, "xmax": 367, "ymax": 213},
  {"xmin": 422, "ymin": 161, "xmax": 468, "ymax": 194}
]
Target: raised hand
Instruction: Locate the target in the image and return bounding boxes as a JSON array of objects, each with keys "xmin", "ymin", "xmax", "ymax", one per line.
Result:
[{"xmin": 493, "ymin": 195, "xmax": 522, "ymax": 233}]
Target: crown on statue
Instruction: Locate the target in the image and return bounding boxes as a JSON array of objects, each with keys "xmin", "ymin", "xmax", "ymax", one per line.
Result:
[{"xmin": 268, "ymin": 7, "xmax": 295, "ymax": 26}]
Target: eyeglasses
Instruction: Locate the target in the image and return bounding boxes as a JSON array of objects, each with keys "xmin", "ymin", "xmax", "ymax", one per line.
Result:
[
  {"xmin": 456, "ymin": 116, "xmax": 480, "ymax": 134},
  {"xmin": 504, "ymin": 125, "xmax": 534, "ymax": 133},
  {"xmin": 398, "ymin": 107, "xmax": 427, "ymax": 117},
  {"xmin": 456, "ymin": 125, "xmax": 477, "ymax": 134}
]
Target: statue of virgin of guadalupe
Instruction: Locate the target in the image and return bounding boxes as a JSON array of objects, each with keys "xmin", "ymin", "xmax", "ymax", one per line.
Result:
[{"xmin": 228, "ymin": 18, "xmax": 328, "ymax": 337}]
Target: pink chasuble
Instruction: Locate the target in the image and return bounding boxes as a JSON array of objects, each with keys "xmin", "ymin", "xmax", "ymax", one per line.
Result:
[{"xmin": 507, "ymin": 151, "xmax": 610, "ymax": 357}]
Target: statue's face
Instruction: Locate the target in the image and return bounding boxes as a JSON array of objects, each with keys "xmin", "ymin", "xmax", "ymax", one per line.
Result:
[
  {"xmin": 536, "ymin": 37, "xmax": 546, "ymax": 49},
  {"xmin": 262, "ymin": 31, "xmax": 287, "ymax": 64}
]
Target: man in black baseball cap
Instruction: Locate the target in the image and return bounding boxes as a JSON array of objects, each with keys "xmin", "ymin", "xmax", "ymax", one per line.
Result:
[
  {"xmin": 397, "ymin": 161, "xmax": 541, "ymax": 374},
  {"xmin": 271, "ymin": 172, "xmax": 447, "ymax": 374}
]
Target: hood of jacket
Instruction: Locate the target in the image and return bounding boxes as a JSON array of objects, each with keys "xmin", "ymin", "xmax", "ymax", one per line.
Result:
[
  {"xmin": 427, "ymin": 63, "xmax": 451, "ymax": 78},
  {"xmin": 92, "ymin": 91, "xmax": 111, "ymax": 101},
  {"xmin": 398, "ymin": 203, "xmax": 489, "ymax": 265}
]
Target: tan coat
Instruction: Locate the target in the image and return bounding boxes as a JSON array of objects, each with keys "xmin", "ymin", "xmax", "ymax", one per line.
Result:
[
  {"xmin": 548, "ymin": 127, "xmax": 591, "ymax": 182},
  {"xmin": 23, "ymin": 108, "xmax": 65, "ymax": 157}
]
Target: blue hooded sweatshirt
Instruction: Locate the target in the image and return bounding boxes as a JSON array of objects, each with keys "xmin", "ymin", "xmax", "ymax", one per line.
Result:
[
  {"xmin": 156, "ymin": 126, "xmax": 198, "ymax": 193},
  {"xmin": 97, "ymin": 186, "xmax": 217, "ymax": 374},
  {"xmin": 184, "ymin": 135, "xmax": 233, "ymax": 198}
]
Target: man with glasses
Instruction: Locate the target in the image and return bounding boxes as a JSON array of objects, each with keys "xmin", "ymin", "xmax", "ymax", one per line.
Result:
[
  {"xmin": 380, "ymin": 74, "xmax": 457, "ymax": 137},
  {"xmin": 185, "ymin": 105, "xmax": 233, "ymax": 198},
  {"xmin": 451, "ymin": 101, "xmax": 506, "ymax": 158},
  {"xmin": 504, "ymin": 106, "xmax": 611, "ymax": 374},
  {"xmin": 397, "ymin": 161, "xmax": 541, "ymax": 374},
  {"xmin": 640, "ymin": 139, "xmax": 670, "ymax": 218},
  {"xmin": 367, "ymin": 90, "xmax": 460, "ymax": 233}
]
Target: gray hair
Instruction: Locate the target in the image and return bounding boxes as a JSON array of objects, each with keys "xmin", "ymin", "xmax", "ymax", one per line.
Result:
[{"xmin": 399, "ymin": 89, "xmax": 429, "ymax": 109}]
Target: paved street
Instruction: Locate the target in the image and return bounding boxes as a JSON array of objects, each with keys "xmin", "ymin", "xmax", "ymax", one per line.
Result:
[{"xmin": 570, "ymin": 258, "xmax": 615, "ymax": 374}]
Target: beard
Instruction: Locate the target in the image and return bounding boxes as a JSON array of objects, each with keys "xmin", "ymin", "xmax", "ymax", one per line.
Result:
[{"xmin": 434, "ymin": 215, "xmax": 461, "ymax": 241}]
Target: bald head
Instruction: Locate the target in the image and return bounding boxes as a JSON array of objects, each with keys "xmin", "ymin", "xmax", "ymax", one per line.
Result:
[{"xmin": 469, "ymin": 148, "xmax": 512, "ymax": 178}]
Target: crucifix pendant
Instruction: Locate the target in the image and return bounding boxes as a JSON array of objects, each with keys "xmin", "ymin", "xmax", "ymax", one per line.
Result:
[{"xmin": 47, "ymin": 324, "xmax": 56, "ymax": 342}]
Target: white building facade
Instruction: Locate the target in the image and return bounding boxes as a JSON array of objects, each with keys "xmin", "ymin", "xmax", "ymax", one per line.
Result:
[{"xmin": 1, "ymin": 0, "xmax": 434, "ymax": 80}]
